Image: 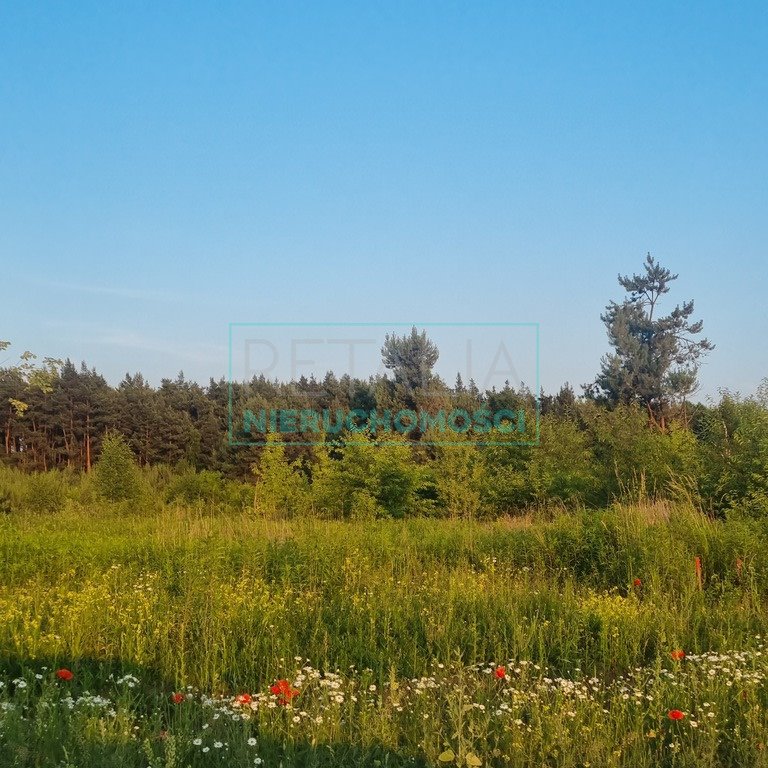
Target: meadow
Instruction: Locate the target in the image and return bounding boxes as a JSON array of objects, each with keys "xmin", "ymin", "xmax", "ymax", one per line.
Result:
[{"xmin": 2, "ymin": 501, "xmax": 768, "ymax": 767}]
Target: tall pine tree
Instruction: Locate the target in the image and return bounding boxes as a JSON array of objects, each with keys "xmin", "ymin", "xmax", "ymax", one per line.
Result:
[{"xmin": 589, "ymin": 254, "xmax": 713, "ymax": 429}]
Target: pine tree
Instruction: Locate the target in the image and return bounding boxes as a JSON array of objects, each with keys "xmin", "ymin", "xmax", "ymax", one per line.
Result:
[
  {"xmin": 381, "ymin": 327, "xmax": 439, "ymax": 408},
  {"xmin": 589, "ymin": 254, "xmax": 713, "ymax": 428}
]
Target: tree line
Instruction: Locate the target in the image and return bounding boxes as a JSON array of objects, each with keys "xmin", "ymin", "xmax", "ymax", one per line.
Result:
[{"xmin": 2, "ymin": 256, "xmax": 766, "ymax": 518}]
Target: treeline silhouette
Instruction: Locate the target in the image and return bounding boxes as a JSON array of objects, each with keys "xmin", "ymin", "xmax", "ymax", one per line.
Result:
[{"xmin": 2, "ymin": 357, "xmax": 767, "ymax": 518}]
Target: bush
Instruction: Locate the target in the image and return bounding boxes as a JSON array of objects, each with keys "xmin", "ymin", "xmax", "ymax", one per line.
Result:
[
  {"xmin": 166, "ymin": 469, "xmax": 226, "ymax": 505},
  {"xmin": 163, "ymin": 468, "xmax": 252, "ymax": 510},
  {"xmin": 311, "ymin": 437, "xmax": 429, "ymax": 519},
  {"xmin": 526, "ymin": 416, "xmax": 601, "ymax": 506},
  {"xmin": 252, "ymin": 438, "xmax": 310, "ymax": 518},
  {"xmin": 94, "ymin": 431, "xmax": 141, "ymax": 502},
  {"xmin": 687, "ymin": 386, "xmax": 768, "ymax": 517},
  {"xmin": 20, "ymin": 471, "xmax": 66, "ymax": 513},
  {"xmin": 430, "ymin": 438, "xmax": 484, "ymax": 519}
]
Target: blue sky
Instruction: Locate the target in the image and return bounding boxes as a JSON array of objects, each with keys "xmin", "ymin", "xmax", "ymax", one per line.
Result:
[{"xmin": 1, "ymin": 2, "xmax": 766, "ymax": 399}]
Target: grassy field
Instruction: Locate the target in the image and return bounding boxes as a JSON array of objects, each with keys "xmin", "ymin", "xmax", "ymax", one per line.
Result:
[{"xmin": 2, "ymin": 503, "xmax": 768, "ymax": 767}]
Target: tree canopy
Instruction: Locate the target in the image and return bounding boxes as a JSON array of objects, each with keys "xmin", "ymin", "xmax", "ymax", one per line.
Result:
[
  {"xmin": 381, "ymin": 327, "xmax": 440, "ymax": 407},
  {"xmin": 588, "ymin": 254, "xmax": 713, "ymax": 427}
]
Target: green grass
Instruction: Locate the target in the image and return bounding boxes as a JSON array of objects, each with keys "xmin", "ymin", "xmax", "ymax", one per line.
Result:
[{"xmin": 1, "ymin": 503, "xmax": 768, "ymax": 766}]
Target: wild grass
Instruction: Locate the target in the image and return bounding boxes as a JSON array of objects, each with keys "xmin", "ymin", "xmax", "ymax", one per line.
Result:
[{"xmin": 1, "ymin": 502, "xmax": 768, "ymax": 766}]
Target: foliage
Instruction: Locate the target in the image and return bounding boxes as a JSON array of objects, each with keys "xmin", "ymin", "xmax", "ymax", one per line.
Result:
[
  {"xmin": 94, "ymin": 431, "xmax": 142, "ymax": 502},
  {"xmin": 696, "ymin": 385, "xmax": 768, "ymax": 517},
  {"xmin": 0, "ymin": 339, "xmax": 62, "ymax": 418},
  {"xmin": 430, "ymin": 436, "xmax": 485, "ymax": 518},
  {"xmin": 3, "ymin": 327, "xmax": 768, "ymax": 521},
  {"xmin": 19, "ymin": 470, "xmax": 67, "ymax": 513},
  {"xmin": 309, "ymin": 435, "xmax": 429, "ymax": 519},
  {"xmin": 525, "ymin": 415, "xmax": 600, "ymax": 506},
  {"xmin": 164, "ymin": 467, "xmax": 248, "ymax": 509},
  {"xmin": 589, "ymin": 254, "xmax": 713, "ymax": 425},
  {"xmin": 251, "ymin": 436, "xmax": 310, "ymax": 518},
  {"xmin": 582, "ymin": 403, "xmax": 702, "ymax": 503},
  {"xmin": 381, "ymin": 326, "xmax": 440, "ymax": 407}
]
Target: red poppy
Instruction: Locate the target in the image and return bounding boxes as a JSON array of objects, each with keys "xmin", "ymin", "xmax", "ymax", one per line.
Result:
[
  {"xmin": 55, "ymin": 668, "xmax": 73, "ymax": 681},
  {"xmin": 170, "ymin": 692, "xmax": 185, "ymax": 704},
  {"xmin": 270, "ymin": 679, "xmax": 299, "ymax": 705},
  {"xmin": 668, "ymin": 709, "xmax": 685, "ymax": 721},
  {"xmin": 670, "ymin": 649, "xmax": 686, "ymax": 661},
  {"xmin": 633, "ymin": 578, "xmax": 642, "ymax": 587},
  {"xmin": 494, "ymin": 666, "xmax": 506, "ymax": 679},
  {"xmin": 235, "ymin": 693, "xmax": 253, "ymax": 705}
]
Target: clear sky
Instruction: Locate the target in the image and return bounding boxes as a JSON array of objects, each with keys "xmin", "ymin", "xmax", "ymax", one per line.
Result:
[{"xmin": 2, "ymin": 2, "xmax": 766, "ymax": 400}]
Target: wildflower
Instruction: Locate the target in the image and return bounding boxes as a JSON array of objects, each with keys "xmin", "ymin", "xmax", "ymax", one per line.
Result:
[
  {"xmin": 247, "ymin": 737, "xmax": 257, "ymax": 746},
  {"xmin": 495, "ymin": 666, "xmax": 506, "ymax": 679},
  {"xmin": 56, "ymin": 669, "xmax": 74, "ymax": 681},
  {"xmin": 633, "ymin": 578, "xmax": 642, "ymax": 587},
  {"xmin": 235, "ymin": 693, "xmax": 253, "ymax": 705},
  {"xmin": 171, "ymin": 692, "xmax": 185, "ymax": 704},
  {"xmin": 670, "ymin": 650, "xmax": 686, "ymax": 661},
  {"xmin": 668, "ymin": 709, "xmax": 685, "ymax": 721},
  {"xmin": 270, "ymin": 679, "xmax": 300, "ymax": 705}
]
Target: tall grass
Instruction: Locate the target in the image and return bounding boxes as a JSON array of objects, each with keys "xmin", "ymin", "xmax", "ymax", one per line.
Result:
[
  {"xmin": 1, "ymin": 504, "xmax": 766, "ymax": 685},
  {"xmin": 1, "ymin": 503, "xmax": 768, "ymax": 766}
]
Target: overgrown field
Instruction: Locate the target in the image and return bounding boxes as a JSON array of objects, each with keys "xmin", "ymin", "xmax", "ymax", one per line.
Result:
[{"xmin": 2, "ymin": 504, "xmax": 768, "ymax": 767}]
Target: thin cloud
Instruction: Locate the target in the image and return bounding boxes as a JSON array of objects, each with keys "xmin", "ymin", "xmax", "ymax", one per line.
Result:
[
  {"xmin": 30, "ymin": 279, "xmax": 186, "ymax": 303},
  {"xmin": 90, "ymin": 330, "xmax": 227, "ymax": 365},
  {"xmin": 40, "ymin": 321, "xmax": 227, "ymax": 367}
]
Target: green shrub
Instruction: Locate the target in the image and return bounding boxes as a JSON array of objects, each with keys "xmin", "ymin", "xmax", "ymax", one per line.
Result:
[
  {"xmin": 166, "ymin": 469, "xmax": 226, "ymax": 505},
  {"xmin": 311, "ymin": 437, "xmax": 429, "ymax": 519},
  {"xmin": 20, "ymin": 471, "xmax": 66, "ymax": 513},
  {"xmin": 526, "ymin": 416, "xmax": 601, "ymax": 506},
  {"xmin": 94, "ymin": 431, "xmax": 142, "ymax": 502},
  {"xmin": 430, "ymin": 438, "xmax": 484, "ymax": 519},
  {"xmin": 251, "ymin": 437, "xmax": 310, "ymax": 517}
]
